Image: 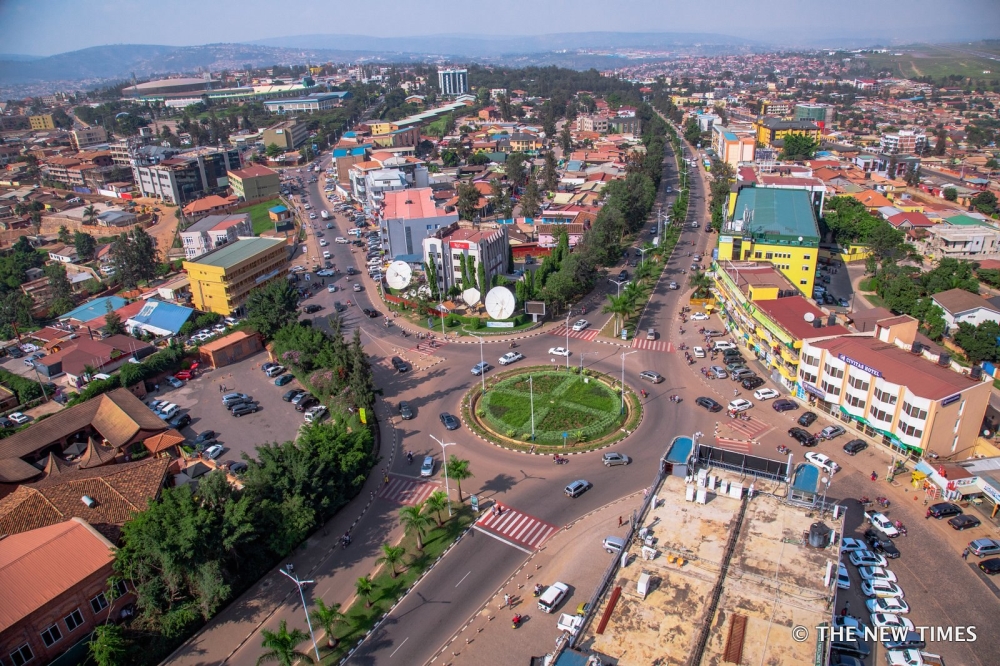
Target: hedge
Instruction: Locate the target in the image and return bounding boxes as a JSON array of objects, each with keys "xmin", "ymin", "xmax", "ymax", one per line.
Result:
[
  {"xmin": 0, "ymin": 368, "xmax": 42, "ymax": 404},
  {"xmin": 69, "ymin": 344, "xmax": 186, "ymax": 405}
]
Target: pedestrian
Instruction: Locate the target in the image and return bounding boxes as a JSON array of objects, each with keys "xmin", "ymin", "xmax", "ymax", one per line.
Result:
[
  {"xmin": 733, "ymin": 389, "xmax": 739, "ymax": 397},
  {"xmin": 618, "ymin": 516, "xmax": 623, "ymax": 527},
  {"xmin": 384, "ymin": 474, "xmax": 389, "ymax": 485},
  {"xmin": 219, "ymin": 384, "xmax": 223, "ymax": 393},
  {"xmin": 871, "ymin": 471, "xmax": 878, "ymax": 482},
  {"xmin": 962, "ymin": 548, "xmax": 970, "ymax": 560},
  {"xmin": 504, "ymin": 594, "xmax": 511, "ymax": 607}
]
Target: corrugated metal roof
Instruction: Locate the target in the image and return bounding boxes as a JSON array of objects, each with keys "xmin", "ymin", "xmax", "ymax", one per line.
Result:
[
  {"xmin": 733, "ymin": 188, "xmax": 820, "ymax": 241},
  {"xmin": 186, "ymin": 237, "xmax": 285, "ymax": 269}
]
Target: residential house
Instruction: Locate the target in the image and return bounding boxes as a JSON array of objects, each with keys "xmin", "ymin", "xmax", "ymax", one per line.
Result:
[{"xmin": 931, "ymin": 288, "xmax": 1000, "ymax": 333}]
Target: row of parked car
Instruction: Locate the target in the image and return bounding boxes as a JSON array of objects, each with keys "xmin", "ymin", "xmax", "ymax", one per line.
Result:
[{"xmin": 187, "ymin": 317, "xmax": 240, "ymax": 346}]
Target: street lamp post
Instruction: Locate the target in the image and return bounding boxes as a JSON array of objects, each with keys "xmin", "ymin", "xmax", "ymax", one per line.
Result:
[
  {"xmin": 472, "ymin": 334, "xmax": 485, "ymax": 394},
  {"xmin": 564, "ymin": 311, "xmax": 571, "ymax": 369},
  {"xmin": 529, "ymin": 375, "xmax": 535, "ymax": 440},
  {"xmin": 578, "ymin": 350, "xmax": 594, "ymax": 373},
  {"xmin": 620, "ymin": 350, "xmax": 639, "ymax": 414},
  {"xmin": 608, "ymin": 277, "xmax": 628, "ymax": 298},
  {"xmin": 279, "ymin": 567, "xmax": 321, "ymax": 662},
  {"xmin": 430, "ymin": 434, "xmax": 456, "ymax": 516},
  {"xmin": 637, "ymin": 246, "xmax": 650, "ymax": 268}
]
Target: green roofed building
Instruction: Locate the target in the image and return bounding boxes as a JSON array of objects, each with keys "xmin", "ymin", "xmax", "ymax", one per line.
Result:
[{"xmin": 183, "ymin": 237, "xmax": 288, "ymax": 315}]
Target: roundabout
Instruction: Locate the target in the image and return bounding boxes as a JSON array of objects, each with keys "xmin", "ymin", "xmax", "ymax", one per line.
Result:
[{"xmin": 462, "ymin": 366, "xmax": 642, "ymax": 452}]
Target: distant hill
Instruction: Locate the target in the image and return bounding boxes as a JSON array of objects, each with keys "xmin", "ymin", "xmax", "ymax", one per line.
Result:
[{"xmin": 0, "ymin": 53, "xmax": 42, "ymax": 62}]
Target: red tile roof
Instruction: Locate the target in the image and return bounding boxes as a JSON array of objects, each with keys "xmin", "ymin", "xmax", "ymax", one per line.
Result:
[
  {"xmin": 887, "ymin": 211, "xmax": 934, "ymax": 228},
  {"xmin": 754, "ymin": 296, "xmax": 851, "ymax": 340},
  {"xmin": 228, "ymin": 164, "xmax": 277, "ymax": 179}
]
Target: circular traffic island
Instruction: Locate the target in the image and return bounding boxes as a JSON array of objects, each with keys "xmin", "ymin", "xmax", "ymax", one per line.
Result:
[{"xmin": 463, "ymin": 366, "xmax": 641, "ymax": 453}]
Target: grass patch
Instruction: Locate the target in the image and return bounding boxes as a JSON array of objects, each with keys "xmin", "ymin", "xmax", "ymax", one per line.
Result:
[
  {"xmin": 863, "ymin": 293, "xmax": 887, "ymax": 309},
  {"xmin": 537, "ymin": 404, "xmax": 608, "ymax": 432},
  {"xmin": 319, "ymin": 505, "xmax": 475, "ymax": 663},
  {"xmin": 242, "ymin": 198, "xmax": 285, "ymax": 235},
  {"xmin": 561, "ymin": 378, "xmax": 618, "ymax": 412},
  {"xmin": 483, "ymin": 390, "xmax": 535, "ymax": 430}
]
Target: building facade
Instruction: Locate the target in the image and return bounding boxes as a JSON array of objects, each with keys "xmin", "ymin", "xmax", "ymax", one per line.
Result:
[
  {"xmin": 28, "ymin": 114, "xmax": 54, "ymax": 130},
  {"xmin": 70, "ymin": 127, "xmax": 109, "ymax": 150},
  {"xmin": 184, "ymin": 237, "xmax": 287, "ymax": 315},
  {"xmin": 753, "ymin": 118, "xmax": 821, "ymax": 149},
  {"xmin": 438, "ymin": 69, "xmax": 469, "ymax": 96},
  {"xmin": 262, "ymin": 121, "xmax": 309, "ymax": 151},
  {"xmin": 228, "ymin": 164, "xmax": 280, "ymax": 201},
  {"xmin": 793, "ymin": 103, "xmax": 835, "ymax": 129},
  {"xmin": 879, "ymin": 130, "xmax": 927, "ymax": 155},
  {"xmin": 380, "ymin": 188, "xmax": 458, "ymax": 261},
  {"xmin": 422, "ymin": 223, "xmax": 509, "ymax": 294},
  {"xmin": 712, "ymin": 125, "xmax": 756, "ymax": 168},
  {"xmin": 133, "ymin": 146, "xmax": 241, "ymax": 205},
  {"xmin": 179, "ymin": 212, "xmax": 253, "ymax": 259},
  {"xmin": 262, "ymin": 91, "xmax": 351, "ymax": 114}
]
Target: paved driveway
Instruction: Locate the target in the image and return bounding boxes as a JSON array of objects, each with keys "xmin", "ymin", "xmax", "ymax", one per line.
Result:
[{"xmin": 155, "ymin": 351, "xmax": 306, "ymax": 461}]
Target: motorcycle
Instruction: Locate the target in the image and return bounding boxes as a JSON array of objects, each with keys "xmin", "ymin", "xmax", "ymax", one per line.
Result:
[
  {"xmin": 340, "ymin": 533, "xmax": 351, "ymax": 549},
  {"xmin": 777, "ymin": 445, "xmax": 791, "ymax": 455},
  {"xmin": 533, "ymin": 584, "xmax": 543, "ymax": 598},
  {"xmin": 678, "ymin": 343, "xmax": 688, "ymax": 350},
  {"xmin": 876, "ymin": 496, "xmax": 890, "ymax": 508},
  {"xmin": 509, "ymin": 342, "xmax": 518, "ymax": 349},
  {"xmin": 859, "ymin": 496, "xmax": 872, "ymax": 507},
  {"xmin": 553, "ymin": 455, "xmax": 568, "ymax": 465},
  {"xmin": 512, "ymin": 614, "xmax": 522, "ymax": 629},
  {"xmin": 406, "ymin": 451, "xmax": 413, "ymax": 465},
  {"xmin": 894, "ymin": 520, "xmax": 907, "ymax": 536}
]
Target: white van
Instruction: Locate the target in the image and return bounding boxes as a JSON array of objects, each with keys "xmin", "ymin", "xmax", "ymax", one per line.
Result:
[
  {"xmin": 713, "ymin": 340, "xmax": 736, "ymax": 352},
  {"xmin": 537, "ymin": 582, "xmax": 569, "ymax": 613}
]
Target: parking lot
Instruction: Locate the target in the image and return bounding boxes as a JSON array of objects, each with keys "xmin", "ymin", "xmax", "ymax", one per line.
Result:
[{"xmin": 149, "ymin": 351, "xmax": 307, "ymax": 463}]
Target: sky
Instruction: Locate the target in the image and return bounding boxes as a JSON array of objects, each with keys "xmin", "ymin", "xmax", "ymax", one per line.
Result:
[{"xmin": 2, "ymin": 0, "xmax": 998, "ymax": 56}]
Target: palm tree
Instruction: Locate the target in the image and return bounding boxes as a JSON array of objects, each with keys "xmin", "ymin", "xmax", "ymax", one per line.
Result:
[
  {"xmin": 424, "ymin": 490, "xmax": 449, "ymax": 527},
  {"xmin": 399, "ymin": 502, "xmax": 434, "ymax": 550},
  {"xmin": 622, "ymin": 281, "xmax": 643, "ymax": 313},
  {"xmin": 256, "ymin": 620, "xmax": 313, "ymax": 666},
  {"xmin": 82, "ymin": 205, "xmax": 98, "ymax": 227},
  {"xmin": 688, "ymin": 270, "xmax": 712, "ymax": 298},
  {"xmin": 602, "ymin": 294, "xmax": 632, "ymax": 336},
  {"xmin": 355, "ymin": 576, "xmax": 374, "ymax": 608},
  {"xmin": 444, "ymin": 455, "xmax": 473, "ymax": 502},
  {"xmin": 309, "ymin": 599, "xmax": 345, "ymax": 649},
  {"xmin": 375, "ymin": 543, "xmax": 406, "ymax": 578}
]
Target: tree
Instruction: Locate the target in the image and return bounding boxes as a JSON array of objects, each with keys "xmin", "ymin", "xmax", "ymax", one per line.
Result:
[
  {"xmin": 355, "ymin": 576, "xmax": 375, "ymax": 608},
  {"xmin": 265, "ymin": 143, "xmax": 283, "ymax": 158},
  {"xmin": 943, "ymin": 187, "xmax": 958, "ymax": 202},
  {"xmin": 309, "ymin": 599, "xmax": 345, "ymax": 649},
  {"xmin": 971, "ymin": 191, "xmax": 998, "ymax": 216},
  {"xmin": 467, "ymin": 151, "xmax": 490, "ymax": 166},
  {"xmin": 456, "ymin": 180, "xmax": 480, "ymax": 221},
  {"xmin": 542, "ymin": 151, "xmax": 558, "ymax": 191},
  {"xmin": 953, "ymin": 321, "xmax": 1000, "ymax": 364},
  {"xmin": 104, "ymin": 301, "xmax": 126, "ymax": 335},
  {"xmin": 245, "ymin": 280, "xmax": 301, "ymax": 339},
  {"xmin": 489, "ymin": 178, "xmax": 512, "ymax": 219},
  {"xmin": 424, "ymin": 260, "xmax": 439, "ymax": 299},
  {"xmin": 560, "ymin": 124, "xmax": 572, "ymax": 153},
  {"xmin": 109, "ymin": 226, "xmax": 159, "ymax": 289},
  {"xmin": 29, "ymin": 210, "xmax": 41, "ymax": 235},
  {"xmin": 90, "ymin": 624, "xmax": 127, "ymax": 666},
  {"xmin": 505, "ymin": 152, "xmax": 527, "ymax": 189},
  {"xmin": 399, "ymin": 502, "xmax": 434, "ymax": 550},
  {"xmin": 934, "ymin": 127, "xmax": 948, "ymax": 156},
  {"xmin": 375, "ymin": 542, "xmax": 406, "ymax": 578},
  {"xmin": 602, "ymin": 293, "xmax": 632, "ymax": 336},
  {"xmin": 82, "ymin": 204, "xmax": 99, "ymax": 226},
  {"xmin": 256, "ymin": 620, "xmax": 313, "ymax": 666},
  {"xmin": 424, "ymin": 490, "xmax": 449, "ymax": 527},
  {"xmin": 58, "ymin": 225, "xmax": 71, "ymax": 243},
  {"xmin": 779, "ymin": 133, "xmax": 819, "ymax": 161},
  {"xmin": 688, "ymin": 270, "xmax": 712, "ymax": 298},
  {"xmin": 74, "ymin": 230, "xmax": 97, "ymax": 261},
  {"xmin": 477, "ymin": 259, "xmax": 487, "ymax": 295},
  {"xmin": 44, "ymin": 263, "xmax": 75, "ymax": 316},
  {"xmin": 683, "ymin": 118, "xmax": 702, "ymax": 144},
  {"xmin": 520, "ymin": 175, "xmax": 541, "ymax": 219},
  {"xmin": 444, "ymin": 455, "xmax": 472, "ymax": 502}
]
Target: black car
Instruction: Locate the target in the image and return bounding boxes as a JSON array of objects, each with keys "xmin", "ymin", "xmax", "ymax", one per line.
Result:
[
  {"xmin": 949, "ymin": 515, "xmax": 981, "ymax": 531},
  {"xmin": 391, "ymin": 356, "xmax": 410, "ymax": 372},
  {"xmin": 741, "ymin": 376, "xmax": 765, "ymax": 390},
  {"xmin": 295, "ymin": 396, "xmax": 318, "ymax": 412},
  {"xmin": 283, "ymin": 389, "xmax": 306, "ymax": 402},
  {"xmin": 721, "ymin": 352, "xmax": 744, "ymax": 362},
  {"xmin": 863, "ymin": 529, "xmax": 901, "ymax": 559},
  {"xmin": 798, "ymin": 411, "xmax": 818, "ymax": 427},
  {"xmin": 618, "ymin": 269, "xmax": 628, "ymax": 281},
  {"xmin": 927, "ymin": 502, "xmax": 962, "ymax": 519},
  {"xmin": 772, "ymin": 399, "xmax": 797, "ymax": 412},
  {"xmin": 788, "ymin": 427, "xmax": 818, "ymax": 446},
  {"xmin": 440, "ymin": 412, "xmax": 459, "ymax": 430},
  {"xmin": 696, "ymin": 396, "xmax": 723, "ymax": 412},
  {"xmin": 168, "ymin": 413, "xmax": 192, "ymax": 430},
  {"xmin": 0, "ymin": 416, "xmax": 13, "ymax": 429},
  {"xmin": 232, "ymin": 402, "xmax": 259, "ymax": 417},
  {"xmin": 843, "ymin": 439, "xmax": 868, "ymax": 455},
  {"xmin": 979, "ymin": 558, "xmax": 1000, "ymax": 575},
  {"xmin": 363, "ymin": 308, "xmax": 380, "ymax": 318},
  {"xmin": 399, "ymin": 401, "xmax": 414, "ymax": 420},
  {"xmin": 303, "ymin": 304, "xmax": 322, "ymax": 314},
  {"xmin": 346, "ymin": 267, "xmax": 358, "ymax": 275}
]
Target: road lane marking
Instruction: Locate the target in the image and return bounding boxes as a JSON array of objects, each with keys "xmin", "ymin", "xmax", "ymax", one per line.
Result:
[
  {"xmin": 389, "ymin": 636, "xmax": 409, "ymax": 658},
  {"xmin": 455, "ymin": 571, "xmax": 471, "ymax": 587}
]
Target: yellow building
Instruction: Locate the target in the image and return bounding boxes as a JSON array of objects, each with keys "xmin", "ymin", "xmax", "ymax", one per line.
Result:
[
  {"xmin": 29, "ymin": 114, "xmax": 55, "ymax": 130},
  {"xmin": 713, "ymin": 262, "xmax": 851, "ymax": 390},
  {"xmin": 228, "ymin": 164, "xmax": 280, "ymax": 201},
  {"xmin": 366, "ymin": 121, "xmax": 398, "ymax": 136},
  {"xmin": 184, "ymin": 237, "xmax": 288, "ymax": 315},
  {"xmin": 718, "ymin": 187, "xmax": 822, "ymax": 296},
  {"xmin": 753, "ymin": 118, "xmax": 821, "ymax": 148}
]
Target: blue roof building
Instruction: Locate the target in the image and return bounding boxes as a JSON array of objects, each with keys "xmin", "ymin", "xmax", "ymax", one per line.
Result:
[
  {"xmin": 125, "ymin": 300, "xmax": 195, "ymax": 336},
  {"xmin": 59, "ymin": 296, "xmax": 128, "ymax": 324}
]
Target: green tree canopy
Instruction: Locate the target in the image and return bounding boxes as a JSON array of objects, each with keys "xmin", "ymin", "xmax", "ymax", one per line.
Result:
[
  {"xmin": 74, "ymin": 230, "xmax": 97, "ymax": 261},
  {"xmin": 953, "ymin": 320, "xmax": 1000, "ymax": 365},
  {"xmin": 245, "ymin": 280, "xmax": 300, "ymax": 339},
  {"xmin": 110, "ymin": 226, "xmax": 159, "ymax": 289},
  {"xmin": 779, "ymin": 133, "xmax": 819, "ymax": 161}
]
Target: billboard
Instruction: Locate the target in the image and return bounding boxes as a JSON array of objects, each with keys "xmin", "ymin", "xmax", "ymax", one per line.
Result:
[{"xmin": 525, "ymin": 301, "xmax": 546, "ymax": 316}]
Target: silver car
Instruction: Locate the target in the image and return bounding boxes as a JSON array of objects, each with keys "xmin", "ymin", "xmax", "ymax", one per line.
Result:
[{"xmin": 602, "ymin": 452, "xmax": 631, "ymax": 466}]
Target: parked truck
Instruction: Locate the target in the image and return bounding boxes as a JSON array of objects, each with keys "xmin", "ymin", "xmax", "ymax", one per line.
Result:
[
  {"xmin": 885, "ymin": 649, "xmax": 945, "ymax": 666},
  {"xmin": 864, "ymin": 511, "xmax": 900, "ymax": 538}
]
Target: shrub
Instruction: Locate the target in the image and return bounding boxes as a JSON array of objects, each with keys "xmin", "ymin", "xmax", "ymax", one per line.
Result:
[{"xmin": 0, "ymin": 368, "xmax": 43, "ymax": 404}]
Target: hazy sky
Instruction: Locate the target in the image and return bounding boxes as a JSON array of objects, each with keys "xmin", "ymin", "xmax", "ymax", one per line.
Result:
[{"xmin": 2, "ymin": 0, "xmax": 998, "ymax": 56}]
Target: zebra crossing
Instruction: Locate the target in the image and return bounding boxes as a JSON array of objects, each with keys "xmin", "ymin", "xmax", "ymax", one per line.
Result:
[
  {"xmin": 475, "ymin": 506, "xmax": 558, "ymax": 552},
  {"xmin": 409, "ymin": 339, "xmax": 448, "ymax": 355},
  {"xmin": 548, "ymin": 326, "xmax": 599, "ymax": 342},
  {"xmin": 630, "ymin": 338, "xmax": 675, "ymax": 352},
  {"xmin": 714, "ymin": 437, "xmax": 753, "ymax": 454},
  {"xmin": 725, "ymin": 416, "xmax": 772, "ymax": 439},
  {"xmin": 378, "ymin": 475, "xmax": 441, "ymax": 506}
]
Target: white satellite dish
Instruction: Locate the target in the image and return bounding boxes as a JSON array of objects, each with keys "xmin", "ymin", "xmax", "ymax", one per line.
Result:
[
  {"xmin": 803, "ymin": 312, "xmax": 816, "ymax": 322},
  {"xmin": 462, "ymin": 287, "xmax": 481, "ymax": 306},
  {"xmin": 385, "ymin": 261, "xmax": 412, "ymax": 289},
  {"xmin": 485, "ymin": 287, "xmax": 516, "ymax": 320}
]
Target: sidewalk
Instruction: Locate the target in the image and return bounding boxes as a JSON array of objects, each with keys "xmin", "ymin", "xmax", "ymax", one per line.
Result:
[{"xmin": 164, "ymin": 397, "xmax": 404, "ymax": 665}]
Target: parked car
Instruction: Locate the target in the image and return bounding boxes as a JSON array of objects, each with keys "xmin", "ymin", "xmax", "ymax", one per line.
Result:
[
  {"xmin": 968, "ymin": 538, "xmax": 1000, "ymax": 557},
  {"xmin": 979, "ymin": 558, "xmax": 1000, "ymax": 575},
  {"xmin": 203, "ymin": 444, "xmax": 224, "ymax": 460},
  {"xmin": 8, "ymin": 412, "xmax": 30, "ymax": 425},
  {"xmin": 696, "ymin": 397, "xmax": 723, "ymax": 412},
  {"xmin": 843, "ymin": 439, "xmax": 868, "ymax": 455},
  {"xmin": 708, "ymin": 366, "xmax": 728, "ymax": 379},
  {"xmin": 303, "ymin": 304, "xmax": 322, "ymax": 315},
  {"xmin": 304, "ymin": 405, "xmax": 328, "ymax": 423},
  {"xmin": 863, "ymin": 530, "xmax": 900, "ymax": 559},
  {"xmin": 165, "ymin": 375, "xmax": 183, "ymax": 388},
  {"xmin": 772, "ymin": 399, "xmax": 797, "ymax": 412},
  {"xmin": 837, "ymin": 563, "xmax": 851, "ymax": 590},
  {"xmin": 232, "ymin": 402, "xmax": 259, "ymax": 417},
  {"xmin": 728, "ymin": 398, "xmax": 753, "ymax": 413},
  {"xmin": 949, "ymin": 515, "xmax": 981, "ymax": 531},
  {"xmin": 602, "ymin": 452, "xmax": 631, "ymax": 466},
  {"xmin": 174, "ymin": 370, "xmax": 194, "ymax": 381},
  {"xmin": 391, "ymin": 356, "xmax": 410, "ymax": 372},
  {"xmin": 753, "ymin": 388, "xmax": 780, "ymax": 401},
  {"xmin": 440, "ymin": 412, "xmax": 459, "ymax": 430},
  {"xmin": 275, "ymin": 374, "xmax": 294, "ymax": 386},
  {"xmin": 840, "ymin": 537, "xmax": 867, "ymax": 553},
  {"xmin": 805, "ymin": 452, "xmax": 839, "ymax": 474},
  {"xmin": 295, "ymin": 396, "xmax": 318, "ymax": 412},
  {"xmin": 690, "ymin": 312, "xmax": 710, "ymax": 321},
  {"xmin": 850, "ymin": 550, "xmax": 888, "ymax": 568},
  {"xmin": 820, "ymin": 425, "xmax": 846, "ymax": 440},
  {"xmin": 283, "ymin": 389, "xmax": 306, "ymax": 402},
  {"xmin": 265, "ymin": 364, "xmax": 286, "ymax": 378},
  {"xmin": 168, "ymin": 413, "xmax": 192, "ymax": 430},
  {"xmin": 866, "ymin": 597, "xmax": 910, "ymax": 614},
  {"xmin": 798, "ymin": 411, "xmax": 818, "ymax": 427},
  {"xmin": 859, "ymin": 566, "xmax": 898, "ymax": 583},
  {"xmin": 928, "ymin": 502, "xmax": 962, "ymax": 519},
  {"xmin": 788, "ymin": 427, "xmax": 817, "ymax": 446},
  {"xmin": 740, "ymin": 376, "xmax": 765, "ymax": 390},
  {"xmin": 861, "ymin": 580, "xmax": 904, "ymax": 598}
]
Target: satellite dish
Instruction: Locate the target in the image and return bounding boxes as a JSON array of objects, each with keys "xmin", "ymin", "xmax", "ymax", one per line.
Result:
[
  {"xmin": 462, "ymin": 287, "xmax": 481, "ymax": 306},
  {"xmin": 485, "ymin": 287, "xmax": 516, "ymax": 320},
  {"xmin": 803, "ymin": 312, "xmax": 816, "ymax": 322},
  {"xmin": 385, "ymin": 261, "xmax": 412, "ymax": 289},
  {"xmin": 798, "ymin": 236, "xmax": 804, "ymax": 242}
]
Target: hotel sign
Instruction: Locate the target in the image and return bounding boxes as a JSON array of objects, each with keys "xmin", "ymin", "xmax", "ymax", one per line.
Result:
[{"xmin": 838, "ymin": 353, "xmax": 882, "ymax": 378}]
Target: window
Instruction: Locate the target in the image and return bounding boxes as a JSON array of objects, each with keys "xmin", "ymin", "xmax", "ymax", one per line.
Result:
[
  {"xmin": 765, "ymin": 252, "xmax": 773, "ymax": 259},
  {"xmin": 800, "ymin": 279, "xmax": 808, "ymax": 285},
  {"xmin": 65, "ymin": 608, "xmax": 84, "ymax": 632},
  {"xmin": 113, "ymin": 580, "xmax": 128, "ymax": 599},
  {"xmin": 823, "ymin": 363, "xmax": 844, "ymax": 379},
  {"xmin": 820, "ymin": 380, "xmax": 841, "ymax": 396},
  {"xmin": 902, "ymin": 401, "xmax": 928, "ymax": 421},
  {"xmin": 898, "ymin": 420, "xmax": 923, "ymax": 438},
  {"xmin": 869, "ymin": 406, "xmax": 892, "ymax": 423},
  {"xmin": 848, "ymin": 375, "xmax": 870, "ymax": 391},
  {"xmin": 804, "ymin": 254, "xmax": 811, "ymax": 260},
  {"xmin": 801, "ymin": 353, "xmax": 819, "ymax": 367},
  {"xmin": 800, "ymin": 370, "xmax": 817, "ymax": 384},
  {"xmin": 845, "ymin": 394, "xmax": 866, "ymax": 409},
  {"xmin": 9, "ymin": 644, "xmax": 33, "ymax": 666},
  {"xmin": 40, "ymin": 623, "xmax": 62, "ymax": 648},
  {"xmin": 754, "ymin": 251, "xmax": 762, "ymax": 259},
  {"xmin": 873, "ymin": 388, "xmax": 897, "ymax": 405},
  {"xmin": 802, "ymin": 266, "xmax": 810, "ymax": 272},
  {"xmin": 90, "ymin": 592, "xmax": 109, "ymax": 614}
]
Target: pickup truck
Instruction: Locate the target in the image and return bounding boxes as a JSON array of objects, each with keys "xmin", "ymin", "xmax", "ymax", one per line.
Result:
[
  {"xmin": 556, "ymin": 613, "xmax": 584, "ymax": 635},
  {"xmin": 865, "ymin": 511, "xmax": 901, "ymax": 538},
  {"xmin": 886, "ymin": 649, "xmax": 945, "ymax": 666}
]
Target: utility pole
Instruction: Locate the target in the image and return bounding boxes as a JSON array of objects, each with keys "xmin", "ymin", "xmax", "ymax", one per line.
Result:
[{"xmin": 279, "ymin": 566, "xmax": 320, "ymax": 662}]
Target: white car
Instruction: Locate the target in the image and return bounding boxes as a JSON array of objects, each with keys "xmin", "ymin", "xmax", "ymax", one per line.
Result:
[
  {"xmin": 867, "ymin": 511, "xmax": 901, "ymax": 538},
  {"xmin": 304, "ymin": 405, "xmax": 328, "ymax": 423},
  {"xmin": 859, "ymin": 566, "xmax": 898, "ymax": 583},
  {"xmin": 309, "ymin": 212, "xmax": 317, "ymax": 219},
  {"xmin": 727, "ymin": 398, "xmax": 753, "ymax": 413},
  {"xmin": 753, "ymin": 388, "xmax": 780, "ymax": 401},
  {"xmin": 548, "ymin": 347, "xmax": 571, "ymax": 357},
  {"xmin": 804, "ymin": 452, "xmax": 840, "ymax": 474},
  {"xmin": 885, "ymin": 649, "xmax": 928, "ymax": 666},
  {"xmin": 203, "ymin": 444, "xmax": 224, "ymax": 460},
  {"xmin": 571, "ymin": 319, "xmax": 589, "ymax": 331},
  {"xmin": 323, "ymin": 251, "xmax": 331, "ymax": 259},
  {"xmin": 866, "ymin": 597, "xmax": 910, "ymax": 615},
  {"xmin": 840, "ymin": 537, "xmax": 867, "ymax": 553},
  {"xmin": 871, "ymin": 613, "xmax": 914, "ymax": 631},
  {"xmin": 691, "ymin": 312, "xmax": 710, "ymax": 321},
  {"xmin": 693, "ymin": 346, "xmax": 706, "ymax": 358},
  {"xmin": 290, "ymin": 265, "xmax": 306, "ymax": 272},
  {"xmin": 328, "ymin": 284, "xmax": 337, "ymax": 293},
  {"xmin": 837, "ymin": 563, "xmax": 850, "ymax": 590},
  {"xmin": 319, "ymin": 239, "xmax": 329, "ymax": 246},
  {"xmin": 335, "ymin": 237, "xmax": 350, "ymax": 244},
  {"xmin": 499, "ymin": 351, "xmax": 524, "ymax": 365},
  {"xmin": 849, "ymin": 550, "xmax": 888, "ymax": 568},
  {"xmin": 8, "ymin": 412, "xmax": 30, "ymax": 425},
  {"xmin": 861, "ymin": 580, "xmax": 904, "ymax": 598},
  {"xmin": 316, "ymin": 269, "xmax": 335, "ymax": 276}
]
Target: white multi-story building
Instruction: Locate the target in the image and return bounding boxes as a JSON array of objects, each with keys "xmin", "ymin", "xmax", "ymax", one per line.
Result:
[
  {"xmin": 179, "ymin": 213, "xmax": 253, "ymax": 259},
  {"xmin": 380, "ymin": 188, "xmax": 457, "ymax": 262},
  {"xmin": 438, "ymin": 69, "xmax": 468, "ymax": 96},
  {"xmin": 879, "ymin": 130, "xmax": 927, "ymax": 155},
  {"xmin": 423, "ymin": 222, "xmax": 509, "ymax": 294},
  {"xmin": 132, "ymin": 146, "xmax": 241, "ymax": 205}
]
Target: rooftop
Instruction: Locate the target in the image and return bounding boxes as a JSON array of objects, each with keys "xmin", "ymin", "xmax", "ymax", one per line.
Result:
[
  {"xmin": 58, "ymin": 296, "xmax": 127, "ymax": 323},
  {"xmin": 185, "ymin": 237, "xmax": 285, "ymax": 270},
  {"xmin": 0, "ymin": 518, "xmax": 115, "ymax": 633},
  {"xmin": 754, "ymin": 296, "xmax": 851, "ymax": 340},
  {"xmin": 228, "ymin": 164, "xmax": 277, "ymax": 180},
  {"xmin": 184, "ymin": 212, "xmax": 250, "ymax": 234},
  {"xmin": 810, "ymin": 335, "xmax": 980, "ymax": 400},
  {"xmin": 931, "ymin": 288, "xmax": 1000, "ymax": 316},
  {"xmin": 730, "ymin": 188, "xmax": 820, "ymax": 243},
  {"xmin": 199, "ymin": 329, "xmax": 257, "ymax": 353},
  {"xmin": 382, "ymin": 188, "xmax": 450, "ymax": 220}
]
